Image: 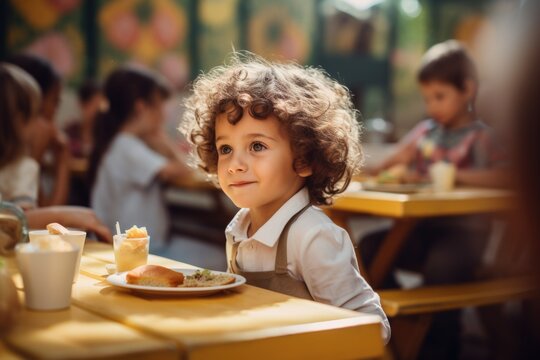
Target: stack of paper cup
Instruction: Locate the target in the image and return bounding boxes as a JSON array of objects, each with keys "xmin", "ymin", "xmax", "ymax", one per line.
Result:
[
  {"xmin": 29, "ymin": 230, "xmax": 86, "ymax": 282},
  {"xmin": 429, "ymin": 161, "xmax": 456, "ymax": 192},
  {"xmin": 15, "ymin": 242, "xmax": 78, "ymax": 311}
]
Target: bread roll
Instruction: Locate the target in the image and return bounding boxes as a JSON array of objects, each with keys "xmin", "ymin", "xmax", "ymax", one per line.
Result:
[{"xmin": 126, "ymin": 265, "xmax": 184, "ymax": 287}]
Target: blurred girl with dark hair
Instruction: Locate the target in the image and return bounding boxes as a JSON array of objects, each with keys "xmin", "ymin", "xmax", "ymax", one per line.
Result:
[{"xmin": 89, "ymin": 66, "xmax": 189, "ymax": 252}]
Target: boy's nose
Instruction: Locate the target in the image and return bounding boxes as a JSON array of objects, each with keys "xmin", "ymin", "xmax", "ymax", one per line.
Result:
[{"xmin": 228, "ymin": 153, "xmax": 247, "ymax": 174}]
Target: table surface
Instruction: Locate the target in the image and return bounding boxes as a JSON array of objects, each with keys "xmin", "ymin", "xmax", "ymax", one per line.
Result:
[
  {"xmin": 324, "ymin": 185, "xmax": 514, "ymax": 287},
  {"xmin": 2, "ymin": 242, "xmax": 384, "ymax": 360},
  {"xmin": 329, "ymin": 184, "xmax": 514, "ymax": 218}
]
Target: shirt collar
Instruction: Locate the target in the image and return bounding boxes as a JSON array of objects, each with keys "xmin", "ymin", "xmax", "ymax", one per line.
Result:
[{"xmin": 226, "ymin": 187, "xmax": 310, "ymax": 247}]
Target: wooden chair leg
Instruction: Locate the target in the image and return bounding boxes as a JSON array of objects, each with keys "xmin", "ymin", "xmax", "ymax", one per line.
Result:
[
  {"xmin": 389, "ymin": 314, "xmax": 432, "ymax": 360},
  {"xmin": 369, "ymin": 218, "xmax": 418, "ymax": 288}
]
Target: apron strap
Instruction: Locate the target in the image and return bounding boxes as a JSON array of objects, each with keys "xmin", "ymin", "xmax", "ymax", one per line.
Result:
[{"xmin": 274, "ymin": 204, "xmax": 312, "ymax": 274}]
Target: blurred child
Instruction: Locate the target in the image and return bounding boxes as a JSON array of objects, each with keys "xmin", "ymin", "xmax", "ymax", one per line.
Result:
[
  {"xmin": 89, "ymin": 66, "xmax": 190, "ymax": 252},
  {"xmin": 63, "ymin": 79, "xmax": 104, "ymax": 207},
  {"xmin": 0, "ymin": 63, "xmax": 111, "ymax": 241},
  {"xmin": 5, "ymin": 54, "xmax": 71, "ymax": 207},
  {"xmin": 180, "ymin": 53, "xmax": 390, "ymax": 343},
  {"xmin": 0, "ymin": 63, "xmax": 41, "ymax": 210},
  {"xmin": 362, "ymin": 40, "xmax": 507, "ymax": 359},
  {"xmin": 64, "ymin": 79, "xmax": 104, "ymax": 158},
  {"xmin": 362, "ymin": 41, "xmax": 507, "ymax": 279},
  {"xmin": 372, "ymin": 40, "xmax": 506, "ymax": 186}
]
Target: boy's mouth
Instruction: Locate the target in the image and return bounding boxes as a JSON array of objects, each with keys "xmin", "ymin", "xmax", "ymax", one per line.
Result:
[{"xmin": 229, "ymin": 181, "xmax": 256, "ymax": 187}]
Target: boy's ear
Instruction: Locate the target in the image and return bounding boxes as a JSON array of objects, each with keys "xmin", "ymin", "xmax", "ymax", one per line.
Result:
[{"xmin": 296, "ymin": 164, "xmax": 313, "ymax": 177}]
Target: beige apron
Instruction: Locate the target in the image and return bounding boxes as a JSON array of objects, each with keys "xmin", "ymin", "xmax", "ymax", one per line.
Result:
[{"xmin": 230, "ymin": 205, "xmax": 313, "ymax": 300}]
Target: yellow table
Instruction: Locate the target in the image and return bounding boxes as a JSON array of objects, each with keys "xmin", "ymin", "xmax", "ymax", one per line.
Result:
[
  {"xmin": 3, "ymin": 242, "xmax": 384, "ymax": 359},
  {"xmin": 325, "ymin": 185, "xmax": 514, "ymax": 288},
  {"xmin": 3, "ymin": 253, "xmax": 179, "ymax": 360}
]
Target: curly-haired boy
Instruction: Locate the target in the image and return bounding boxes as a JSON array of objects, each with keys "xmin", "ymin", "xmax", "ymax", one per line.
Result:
[{"xmin": 180, "ymin": 53, "xmax": 390, "ymax": 342}]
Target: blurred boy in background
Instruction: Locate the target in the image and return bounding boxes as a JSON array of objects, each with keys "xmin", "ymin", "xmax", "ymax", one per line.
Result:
[
  {"xmin": 361, "ymin": 40, "xmax": 507, "ymax": 359},
  {"xmin": 64, "ymin": 79, "xmax": 104, "ymax": 159}
]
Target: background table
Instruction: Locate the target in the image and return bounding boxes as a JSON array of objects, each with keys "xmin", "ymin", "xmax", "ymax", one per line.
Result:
[{"xmin": 325, "ymin": 185, "xmax": 514, "ymax": 287}]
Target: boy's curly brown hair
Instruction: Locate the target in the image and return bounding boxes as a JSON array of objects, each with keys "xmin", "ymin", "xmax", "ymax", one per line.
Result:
[{"xmin": 180, "ymin": 53, "xmax": 363, "ymax": 205}]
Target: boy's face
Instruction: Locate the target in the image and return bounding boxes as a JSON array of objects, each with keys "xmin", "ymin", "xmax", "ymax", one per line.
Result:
[
  {"xmin": 215, "ymin": 111, "xmax": 311, "ymax": 220},
  {"xmin": 419, "ymin": 80, "xmax": 472, "ymax": 127}
]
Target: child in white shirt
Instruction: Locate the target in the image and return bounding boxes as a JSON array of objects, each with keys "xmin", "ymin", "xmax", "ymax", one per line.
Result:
[
  {"xmin": 181, "ymin": 53, "xmax": 390, "ymax": 343},
  {"xmin": 89, "ymin": 66, "xmax": 190, "ymax": 251},
  {"xmin": 0, "ymin": 63, "xmax": 111, "ymax": 242}
]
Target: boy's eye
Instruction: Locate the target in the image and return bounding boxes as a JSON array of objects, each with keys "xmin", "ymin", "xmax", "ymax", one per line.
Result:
[
  {"xmin": 250, "ymin": 142, "xmax": 267, "ymax": 152},
  {"xmin": 218, "ymin": 145, "xmax": 232, "ymax": 155}
]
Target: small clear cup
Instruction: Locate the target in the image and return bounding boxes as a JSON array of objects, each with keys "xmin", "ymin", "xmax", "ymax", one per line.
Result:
[{"xmin": 113, "ymin": 234, "xmax": 149, "ymax": 272}]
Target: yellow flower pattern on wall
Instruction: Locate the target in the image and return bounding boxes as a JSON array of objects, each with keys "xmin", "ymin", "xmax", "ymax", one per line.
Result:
[
  {"xmin": 248, "ymin": 6, "xmax": 310, "ymax": 63},
  {"xmin": 99, "ymin": 0, "xmax": 187, "ymax": 65}
]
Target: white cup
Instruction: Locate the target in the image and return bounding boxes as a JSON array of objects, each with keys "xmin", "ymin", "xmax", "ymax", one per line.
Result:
[
  {"xmin": 113, "ymin": 234, "xmax": 149, "ymax": 273},
  {"xmin": 29, "ymin": 230, "xmax": 86, "ymax": 282},
  {"xmin": 15, "ymin": 243, "xmax": 78, "ymax": 311},
  {"xmin": 429, "ymin": 161, "xmax": 456, "ymax": 192}
]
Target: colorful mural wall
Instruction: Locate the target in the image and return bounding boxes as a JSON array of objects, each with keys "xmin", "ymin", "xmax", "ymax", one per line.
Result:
[
  {"xmin": 197, "ymin": 0, "xmax": 241, "ymax": 72},
  {"xmin": 7, "ymin": 0, "xmax": 86, "ymax": 84},
  {"xmin": 97, "ymin": 0, "xmax": 191, "ymax": 89},
  {"xmin": 247, "ymin": 0, "xmax": 315, "ymax": 64},
  {"xmin": 5, "ymin": 0, "xmax": 316, "ymax": 88},
  {"xmin": 2, "ymin": 0, "xmax": 496, "ymax": 133}
]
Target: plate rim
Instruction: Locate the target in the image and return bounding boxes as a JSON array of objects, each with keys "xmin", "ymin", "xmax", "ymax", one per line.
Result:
[{"xmin": 106, "ymin": 267, "xmax": 246, "ymax": 293}]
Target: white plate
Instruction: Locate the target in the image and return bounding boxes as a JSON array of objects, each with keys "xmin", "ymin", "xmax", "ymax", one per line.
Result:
[{"xmin": 106, "ymin": 268, "xmax": 246, "ymax": 296}]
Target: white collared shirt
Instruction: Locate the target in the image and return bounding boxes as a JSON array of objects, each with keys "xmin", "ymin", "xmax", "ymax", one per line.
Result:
[
  {"xmin": 91, "ymin": 133, "xmax": 168, "ymax": 250},
  {"xmin": 225, "ymin": 187, "xmax": 390, "ymax": 343},
  {"xmin": 0, "ymin": 156, "xmax": 39, "ymax": 209}
]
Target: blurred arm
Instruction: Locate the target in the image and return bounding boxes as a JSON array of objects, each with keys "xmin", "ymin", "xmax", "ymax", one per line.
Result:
[
  {"xmin": 25, "ymin": 206, "xmax": 112, "ymax": 243},
  {"xmin": 144, "ymin": 131, "xmax": 192, "ymax": 184},
  {"xmin": 456, "ymin": 168, "xmax": 510, "ymax": 188}
]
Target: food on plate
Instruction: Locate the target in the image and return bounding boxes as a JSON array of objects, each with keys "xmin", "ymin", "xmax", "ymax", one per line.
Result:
[
  {"xmin": 46, "ymin": 222, "xmax": 70, "ymax": 235},
  {"xmin": 126, "ymin": 225, "xmax": 148, "ymax": 238},
  {"xmin": 182, "ymin": 269, "xmax": 236, "ymax": 287},
  {"xmin": 124, "ymin": 265, "xmax": 236, "ymax": 288},
  {"xmin": 126, "ymin": 264, "xmax": 184, "ymax": 287},
  {"xmin": 376, "ymin": 164, "xmax": 407, "ymax": 184}
]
